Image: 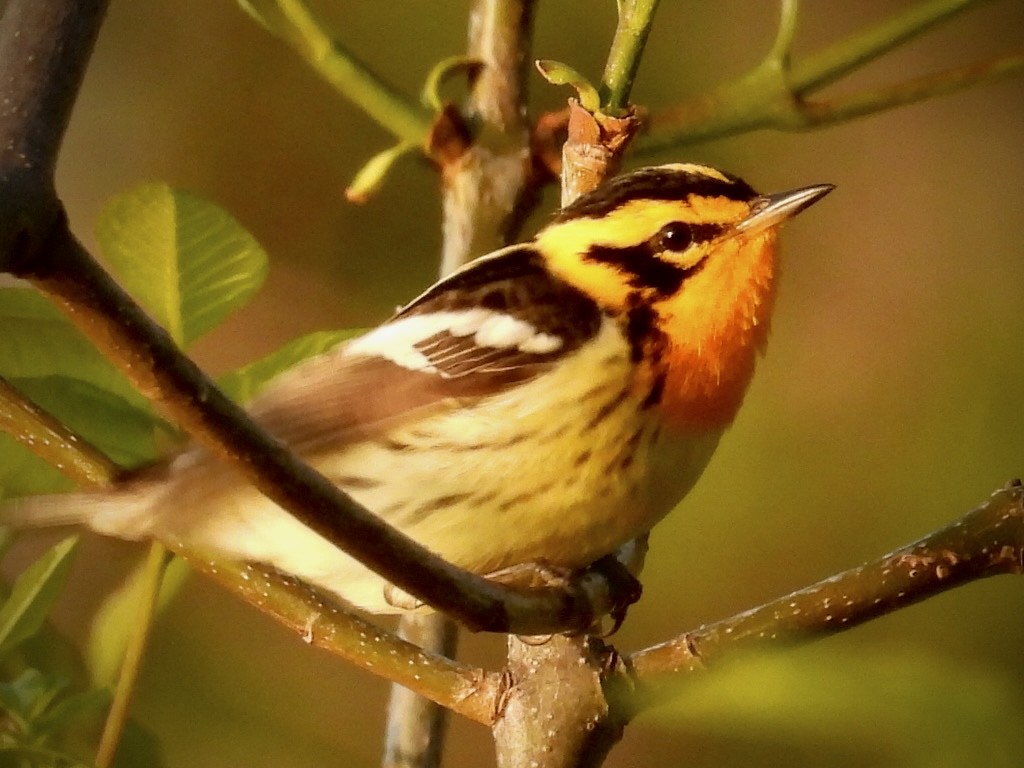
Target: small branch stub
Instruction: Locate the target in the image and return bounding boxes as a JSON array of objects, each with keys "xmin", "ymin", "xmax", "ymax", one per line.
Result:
[{"xmin": 560, "ymin": 99, "xmax": 641, "ymax": 204}]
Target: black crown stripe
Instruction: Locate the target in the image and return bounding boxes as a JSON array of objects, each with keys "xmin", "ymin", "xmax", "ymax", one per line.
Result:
[{"xmin": 553, "ymin": 168, "xmax": 757, "ymax": 223}]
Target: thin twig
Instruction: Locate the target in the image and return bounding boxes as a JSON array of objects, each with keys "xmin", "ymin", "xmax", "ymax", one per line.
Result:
[
  {"xmin": 788, "ymin": 0, "xmax": 987, "ymax": 94},
  {"xmin": 599, "ymin": 0, "xmax": 661, "ymax": 113},
  {"xmin": 636, "ymin": 0, "xmax": 1017, "ymax": 154},
  {"xmin": 0, "ymin": 376, "xmax": 119, "ymax": 488},
  {"xmin": 625, "ymin": 483, "xmax": 1024, "ymax": 712},
  {"xmin": 794, "ymin": 51, "xmax": 1024, "ymax": 128},
  {"xmin": 239, "ymin": 0, "xmax": 432, "ymax": 143},
  {"xmin": 94, "ymin": 542, "xmax": 169, "ymax": 768}
]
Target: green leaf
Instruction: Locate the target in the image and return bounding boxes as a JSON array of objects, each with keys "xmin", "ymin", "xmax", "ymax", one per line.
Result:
[
  {"xmin": 96, "ymin": 183, "xmax": 268, "ymax": 346},
  {"xmin": 218, "ymin": 328, "xmax": 359, "ymax": 403},
  {"xmin": 0, "ymin": 668, "xmax": 55, "ymax": 721},
  {"xmin": 649, "ymin": 646, "xmax": 1024, "ymax": 767},
  {"xmin": 0, "ymin": 537, "xmax": 79, "ymax": 656},
  {"xmin": 0, "ymin": 289, "xmax": 143, "ymax": 407},
  {"xmin": 32, "ymin": 687, "xmax": 110, "ymax": 738}
]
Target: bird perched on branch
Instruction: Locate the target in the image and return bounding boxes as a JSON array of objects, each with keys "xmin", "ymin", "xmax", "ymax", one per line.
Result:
[{"xmin": 3, "ymin": 164, "xmax": 831, "ymax": 614}]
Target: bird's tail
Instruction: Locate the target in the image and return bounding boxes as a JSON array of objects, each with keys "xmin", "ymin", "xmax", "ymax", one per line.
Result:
[{"xmin": 0, "ymin": 488, "xmax": 156, "ymax": 540}]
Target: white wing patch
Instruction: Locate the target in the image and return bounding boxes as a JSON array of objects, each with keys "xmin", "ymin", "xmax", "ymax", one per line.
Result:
[{"xmin": 344, "ymin": 310, "xmax": 564, "ymax": 375}]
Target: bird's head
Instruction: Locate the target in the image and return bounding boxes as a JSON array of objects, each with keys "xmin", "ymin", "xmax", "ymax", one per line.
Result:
[{"xmin": 536, "ymin": 163, "xmax": 832, "ymax": 430}]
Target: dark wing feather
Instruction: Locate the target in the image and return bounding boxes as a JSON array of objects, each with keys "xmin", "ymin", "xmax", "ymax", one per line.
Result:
[{"xmin": 247, "ymin": 245, "xmax": 602, "ymax": 457}]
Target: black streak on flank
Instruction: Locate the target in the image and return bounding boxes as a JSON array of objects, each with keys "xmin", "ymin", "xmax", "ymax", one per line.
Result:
[
  {"xmin": 624, "ymin": 299, "xmax": 660, "ymax": 363},
  {"xmin": 401, "ymin": 492, "xmax": 475, "ymax": 525},
  {"xmin": 585, "ymin": 244, "xmax": 687, "ymax": 297},
  {"xmin": 553, "ymin": 167, "xmax": 757, "ymax": 223},
  {"xmin": 586, "ymin": 386, "xmax": 631, "ymax": 430},
  {"xmin": 641, "ymin": 371, "xmax": 666, "ymax": 409}
]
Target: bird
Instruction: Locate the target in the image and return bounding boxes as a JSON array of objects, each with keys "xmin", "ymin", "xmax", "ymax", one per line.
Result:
[{"xmin": 2, "ymin": 163, "xmax": 832, "ymax": 614}]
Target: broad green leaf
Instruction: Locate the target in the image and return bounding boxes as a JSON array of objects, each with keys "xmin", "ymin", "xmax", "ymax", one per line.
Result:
[
  {"xmin": 0, "ymin": 288, "xmax": 143, "ymax": 407},
  {"xmin": 218, "ymin": 328, "xmax": 359, "ymax": 403},
  {"xmin": 650, "ymin": 646, "xmax": 1024, "ymax": 768},
  {"xmin": 0, "ymin": 537, "xmax": 79, "ymax": 656},
  {"xmin": 97, "ymin": 183, "xmax": 268, "ymax": 346}
]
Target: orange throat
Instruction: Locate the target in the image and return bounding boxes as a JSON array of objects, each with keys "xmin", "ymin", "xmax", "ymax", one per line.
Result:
[{"xmin": 653, "ymin": 237, "xmax": 778, "ymax": 431}]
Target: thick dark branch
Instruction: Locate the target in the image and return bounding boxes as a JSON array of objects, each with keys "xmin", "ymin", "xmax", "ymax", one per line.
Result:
[
  {"xmin": 0, "ymin": 0, "xmax": 106, "ymax": 175},
  {"xmin": 0, "ymin": 0, "xmax": 107, "ymax": 264},
  {"xmin": 626, "ymin": 483, "xmax": 1024, "ymax": 712}
]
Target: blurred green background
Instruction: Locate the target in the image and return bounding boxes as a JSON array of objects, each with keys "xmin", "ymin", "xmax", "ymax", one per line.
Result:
[{"xmin": 6, "ymin": 0, "xmax": 1024, "ymax": 766}]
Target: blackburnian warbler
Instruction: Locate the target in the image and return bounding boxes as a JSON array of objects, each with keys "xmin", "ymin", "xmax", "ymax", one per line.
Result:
[{"xmin": 3, "ymin": 163, "xmax": 831, "ymax": 614}]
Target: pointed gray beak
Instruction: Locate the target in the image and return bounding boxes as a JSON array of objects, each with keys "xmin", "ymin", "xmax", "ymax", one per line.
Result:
[{"xmin": 735, "ymin": 184, "xmax": 834, "ymax": 235}]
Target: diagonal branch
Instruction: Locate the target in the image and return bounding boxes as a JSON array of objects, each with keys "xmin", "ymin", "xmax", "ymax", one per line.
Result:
[
  {"xmin": 787, "ymin": 0, "xmax": 988, "ymax": 94},
  {"xmin": 636, "ymin": 0, "xmax": 1021, "ymax": 154},
  {"xmin": 792, "ymin": 51, "xmax": 1024, "ymax": 129},
  {"xmin": 238, "ymin": 0, "xmax": 432, "ymax": 144},
  {"xmin": 0, "ymin": 376, "xmax": 119, "ymax": 488},
  {"xmin": 624, "ymin": 482, "xmax": 1024, "ymax": 713}
]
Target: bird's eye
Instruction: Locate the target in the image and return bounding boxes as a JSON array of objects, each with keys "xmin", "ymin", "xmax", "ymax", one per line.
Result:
[{"xmin": 655, "ymin": 222, "xmax": 693, "ymax": 252}]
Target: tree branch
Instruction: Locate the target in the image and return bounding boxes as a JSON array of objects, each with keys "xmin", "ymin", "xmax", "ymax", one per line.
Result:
[
  {"xmin": 792, "ymin": 51, "xmax": 1024, "ymax": 129},
  {"xmin": 0, "ymin": 376, "xmax": 119, "ymax": 488},
  {"xmin": 625, "ymin": 482, "xmax": 1024, "ymax": 712},
  {"xmin": 0, "ymin": 0, "xmax": 107, "ymax": 273},
  {"xmin": 636, "ymin": 0, "xmax": 1020, "ymax": 154},
  {"xmin": 787, "ymin": 0, "xmax": 986, "ymax": 94},
  {"xmin": 438, "ymin": 0, "xmax": 536, "ymax": 273},
  {"xmin": 238, "ymin": 0, "xmax": 432, "ymax": 144},
  {"xmin": 599, "ymin": 0, "xmax": 661, "ymax": 113},
  {"xmin": 387, "ymin": 3, "xmax": 539, "ymax": 763}
]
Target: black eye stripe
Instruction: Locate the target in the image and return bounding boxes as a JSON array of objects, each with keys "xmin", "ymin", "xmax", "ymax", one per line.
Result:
[
  {"xmin": 583, "ymin": 243, "xmax": 688, "ymax": 296},
  {"xmin": 690, "ymin": 222, "xmax": 727, "ymax": 242}
]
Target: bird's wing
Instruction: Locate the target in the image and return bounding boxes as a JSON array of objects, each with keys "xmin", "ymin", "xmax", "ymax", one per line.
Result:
[{"xmin": 247, "ymin": 245, "xmax": 603, "ymax": 456}]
